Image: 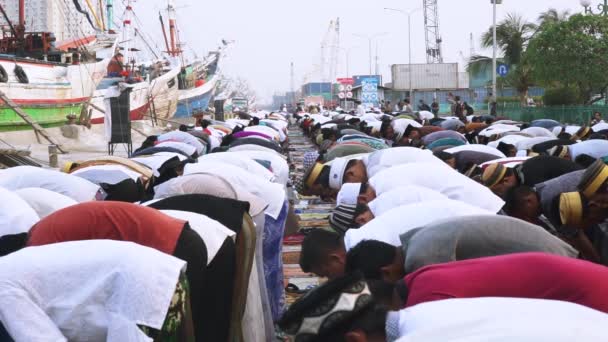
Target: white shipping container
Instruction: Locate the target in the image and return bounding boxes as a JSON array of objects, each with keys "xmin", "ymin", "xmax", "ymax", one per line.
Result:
[{"xmin": 391, "ymin": 63, "xmax": 459, "ymax": 90}]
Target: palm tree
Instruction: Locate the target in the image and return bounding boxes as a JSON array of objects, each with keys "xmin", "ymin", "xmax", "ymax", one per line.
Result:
[
  {"xmin": 481, "ymin": 13, "xmax": 537, "ymax": 66},
  {"xmin": 537, "ymin": 8, "xmax": 570, "ymax": 27}
]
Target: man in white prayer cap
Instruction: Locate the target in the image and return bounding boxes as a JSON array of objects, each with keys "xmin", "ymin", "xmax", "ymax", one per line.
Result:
[{"xmin": 328, "ymin": 147, "xmax": 445, "ymax": 190}]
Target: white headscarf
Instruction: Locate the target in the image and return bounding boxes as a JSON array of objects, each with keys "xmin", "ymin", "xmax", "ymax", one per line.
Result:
[
  {"xmin": 196, "ymin": 152, "xmax": 276, "ymax": 182},
  {"xmin": 364, "ymin": 147, "xmax": 447, "ymax": 179},
  {"xmin": 0, "ymin": 187, "xmax": 39, "ymax": 236},
  {"xmin": 391, "ymin": 298, "xmax": 608, "ymax": 342},
  {"xmin": 154, "ymin": 141, "xmax": 197, "ymax": 156},
  {"xmin": 184, "ymin": 162, "xmax": 285, "ymax": 219},
  {"xmin": 14, "ymin": 188, "xmax": 77, "ymax": 219},
  {"xmin": 521, "ymin": 126, "xmax": 556, "ymax": 138},
  {"xmin": 569, "ymin": 140, "xmax": 608, "ymax": 160},
  {"xmin": 367, "ymin": 185, "xmax": 449, "ymax": 217},
  {"xmin": 229, "ymin": 150, "xmax": 289, "ymax": 185},
  {"xmin": 445, "ymin": 144, "xmax": 506, "ymax": 158},
  {"xmin": 0, "ymin": 166, "xmax": 100, "ymax": 202},
  {"xmin": 70, "ymin": 164, "xmax": 141, "ymax": 185},
  {"xmin": 130, "ymin": 152, "xmax": 188, "ymax": 177},
  {"xmin": 159, "ymin": 210, "xmax": 236, "ymax": 264},
  {"xmin": 369, "ymin": 163, "xmax": 504, "ymax": 213},
  {"xmin": 158, "ymin": 130, "xmax": 205, "ymax": 155},
  {"xmin": 0, "ymin": 240, "xmax": 185, "ymax": 341},
  {"xmin": 152, "ymin": 173, "xmax": 267, "ymax": 217},
  {"xmin": 344, "ymin": 199, "xmax": 492, "ymax": 250}
]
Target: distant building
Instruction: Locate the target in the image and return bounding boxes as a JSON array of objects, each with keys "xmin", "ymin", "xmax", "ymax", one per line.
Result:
[{"xmin": 0, "ymin": 0, "xmax": 96, "ymax": 42}]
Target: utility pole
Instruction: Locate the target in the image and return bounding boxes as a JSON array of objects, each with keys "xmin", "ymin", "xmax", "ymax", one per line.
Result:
[
  {"xmin": 492, "ymin": 0, "xmax": 500, "ymax": 103},
  {"xmin": 375, "ymin": 43, "xmax": 379, "ymax": 75},
  {"xmin": 354, "ymin": 32, "xmax": 387, "ymax": 75},
  {"xmin": 290, "ymin": 61, "xmax": 295, "ymax": 105}
]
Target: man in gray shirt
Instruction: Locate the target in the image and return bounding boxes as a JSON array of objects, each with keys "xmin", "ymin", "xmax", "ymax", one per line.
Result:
[{"xmin": 345, "ymin": 215, "xmax": 579, "ymax": 282}]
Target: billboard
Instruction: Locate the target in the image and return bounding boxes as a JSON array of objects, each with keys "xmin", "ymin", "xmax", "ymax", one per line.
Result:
[{"xmin": 360, "ymin": 77, "xmax": 379, "ymax": 108}]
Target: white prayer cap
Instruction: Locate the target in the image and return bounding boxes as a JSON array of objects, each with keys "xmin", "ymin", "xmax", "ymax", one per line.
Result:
[
  {"xmin": 329, "ymin": 157, "xmax": 349, "ymax": 190},
  {"xmin": 337, "ymin": 183, "xmax": 362, "ymax": 206}
]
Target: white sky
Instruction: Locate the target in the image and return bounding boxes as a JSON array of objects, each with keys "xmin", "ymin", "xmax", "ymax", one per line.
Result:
[{"xmin": 134, "ymin": 0, "xmax": 582, "ymax": 103}]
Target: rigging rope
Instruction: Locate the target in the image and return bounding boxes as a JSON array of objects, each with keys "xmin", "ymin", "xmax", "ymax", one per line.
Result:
[{"xmin": 72, "ymin": 0, "xmax": 98, "ymax": 31}]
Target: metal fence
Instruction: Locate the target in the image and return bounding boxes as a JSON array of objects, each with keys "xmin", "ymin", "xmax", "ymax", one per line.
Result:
[{"xmin": 495, "ymin": 104, "xmax": 608, "ymax": 125}]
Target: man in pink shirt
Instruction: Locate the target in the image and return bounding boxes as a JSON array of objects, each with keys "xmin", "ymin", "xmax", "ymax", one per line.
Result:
[{"xmin": 394, "ymin": 253, "xmax": 608, "ymax": 313}]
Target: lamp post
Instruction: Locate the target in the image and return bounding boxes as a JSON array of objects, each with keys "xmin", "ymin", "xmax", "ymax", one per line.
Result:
[
  {"xmin": 580, "ymin": 0, "xmax": 608, "ymax": 16},
  {"xmin": 491, "ymin": 0, "xmax": 502, "ymax": 105},
  {"xmin": 384, "ymin": 7, "xmax": 421, "ymax": 101},
  {"xmin": 353, "ymin": 32, "xmax": 388, "ymax": 75}
]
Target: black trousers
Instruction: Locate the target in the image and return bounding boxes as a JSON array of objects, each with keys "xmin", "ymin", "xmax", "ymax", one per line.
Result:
[
  {"xmin": 199, "ymin": 238, "xmax": 236, "ymax": 342},
  {"xmin": 173, "ymin": 225, "xmax": 207, "ymax": 341}
]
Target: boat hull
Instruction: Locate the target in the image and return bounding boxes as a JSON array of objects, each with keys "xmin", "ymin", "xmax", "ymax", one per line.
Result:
[
  {"xmin": 0, "ymin": 98, "xmax": 86, "ymax": 131},
  {"xmin": 149, "ymin": 65, "xmax": 181, "ymax": 120},
  {"xmin": 0, "ymin": 50, "xmax": 111, "ymax": 131},
  {"xmin": 89, "ymin": 80, "xmax": 151, "ymax": 124},
  {"xmin": 174, "ymin": 76, "xmax": 217, "ymax": 118}
]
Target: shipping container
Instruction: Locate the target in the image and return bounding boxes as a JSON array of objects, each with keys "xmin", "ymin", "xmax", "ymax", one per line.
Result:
[
  {"xmin": 302, "ymin": 82, "xmax": 333, "ymax": 96},
  {"xmin": 391, "ymin": 63, "xmax": 459, "ymax": 90}
]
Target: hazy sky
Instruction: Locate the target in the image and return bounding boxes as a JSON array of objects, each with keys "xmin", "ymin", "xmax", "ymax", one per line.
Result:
[{"xmin": 133, "ymin": 0, "xmax": 582, "ymax": 103}]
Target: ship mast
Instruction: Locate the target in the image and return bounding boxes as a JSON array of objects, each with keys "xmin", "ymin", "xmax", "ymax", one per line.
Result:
[
  {"xmin": 123, "ymin": 0, "xmax": 133, "ymax": 70},
  {"xmin": 106, "ymin": 0, "xmax": 114, "ymax": 31},
  {"xmin": 167, "ymin": 0, "xmax": 181, "ymax": 57}
]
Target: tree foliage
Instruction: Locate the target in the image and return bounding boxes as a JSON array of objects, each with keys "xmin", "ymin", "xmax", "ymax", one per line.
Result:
[
  {"xmin": 537, "ymin": 8, "xmax": 570, "ymax": 28},
  {"xmin": 527, "ymin": 14, "xmax": 608, "ymax": 104},
  {"xmin": 481, "ymin": 13, "xmax": 537, "ymax": 65}
]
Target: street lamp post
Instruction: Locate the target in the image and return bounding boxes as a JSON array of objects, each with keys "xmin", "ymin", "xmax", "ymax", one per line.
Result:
[
  {"xmin": 353, "ymin": 32, "xmax": 388, "ymax": 75},
  {"xmin": 580, "ymin": 0, "xmax": 608, "ymax": 16},
  {"xmin": 491, "ymin": 0, "xmax": 501, "ymax": 105},
  {"xmin": 385, "ymin": 7, "xmax": 421, "ymax": 101}
]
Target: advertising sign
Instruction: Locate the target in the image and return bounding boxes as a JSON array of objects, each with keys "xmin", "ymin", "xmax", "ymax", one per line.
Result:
[{"xmin": 360, "ymin": 77, "xmax": 379, "ymax": 108}]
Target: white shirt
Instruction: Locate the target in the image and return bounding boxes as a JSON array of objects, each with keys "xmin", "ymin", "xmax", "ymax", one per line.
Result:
[
  {"xmin": 344, "ymin": 200, "xmax": 492, "ymax": 250},
  {"xmin": 159, "ymin": 210, "xmax": 236, "ymax": 264},
  {"xmin": 364, "ymin": 147, "xmax": 446, "ymax": 179},
  {"xmin": 0, "ymin": 187, "xmax": 39, "ymax": 236},
  {"xmin": 391, "ymin": 298, "xmax": 608, "ymax": 342},
  {"xmin": 14, "ymin": 187, "xmax": 77, "ymax": 219},
  {"xmin": 0, "ymin": 240, "xmax": 185, "ymax": 342},
  {"xmin": 184, "ymin": 162, "xmax": 285, "ymax": 219},
  {"xmin": 0, "ymin": 166, "xmax": 100, "ymax": 202},
  {"xmin": 569, "ymin": 140, "xmax": 608, "ymax": 160},
  {"xmin": 369, "ymin": 163, "xmax": 504, "ymax": 213},
  {"xmin": 368, "ymin": 185, "xmax": 449, "ymax": 217}
]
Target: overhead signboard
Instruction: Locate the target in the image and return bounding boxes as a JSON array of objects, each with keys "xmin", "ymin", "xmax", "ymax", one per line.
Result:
[{"xmin": 337, "ymin": 78, "xmax": 355, "ymax": 85}]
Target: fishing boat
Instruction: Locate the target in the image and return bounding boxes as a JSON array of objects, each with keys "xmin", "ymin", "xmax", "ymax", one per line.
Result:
[
  {"xmin": 0, "ymin": 1, "xmax": 116, "ymax": 131},
  {"xmin": 173, "ymin": 48, "xmax": 224, "ymax": 118},
  {"xmin": 89, "ymin": 0, "xmax": 183, "ymax": 124},
  {"xmin": 148, "ymin": 61, "xmax": 181, "ymax": 120}
]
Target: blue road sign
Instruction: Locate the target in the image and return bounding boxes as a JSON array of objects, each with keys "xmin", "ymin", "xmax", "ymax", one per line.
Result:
[{"xmin": 497, "ymin": 64, "xmax": 509, "ymax": 77}]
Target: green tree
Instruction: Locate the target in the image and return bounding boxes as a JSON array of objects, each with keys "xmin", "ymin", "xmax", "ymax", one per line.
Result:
[
  {"xmin": 527, "ymin": 14, "xmax": 608, "ymax": 104},
  {"xmin": 481, "ymin": 13, "xmax": 537, "ymax": 65},
  {"xmin": 537, "ymin": 8, "xmax": 570, "ymax": 28}
]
